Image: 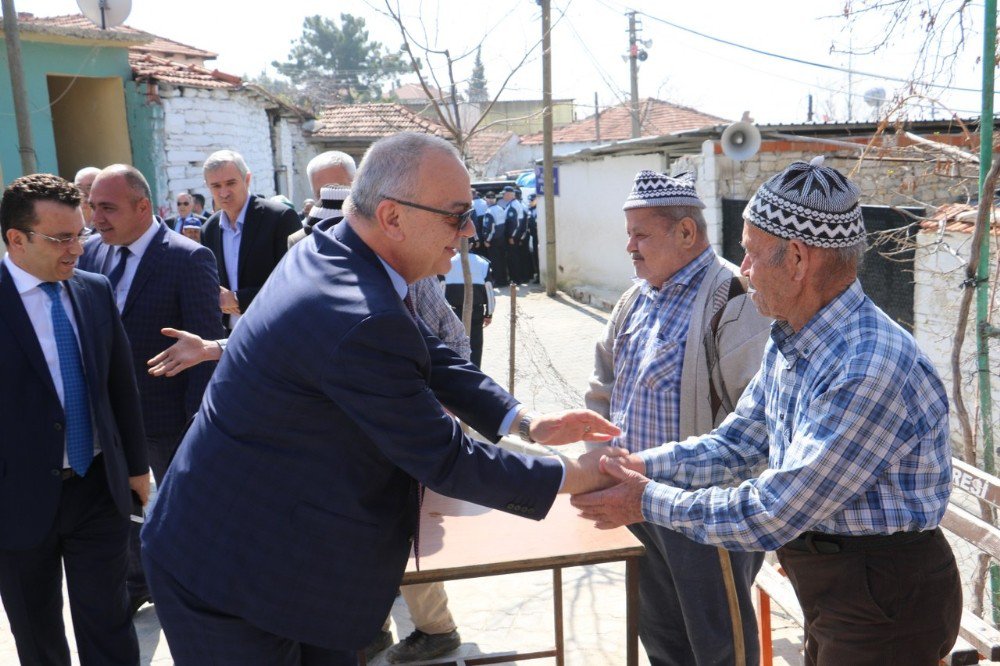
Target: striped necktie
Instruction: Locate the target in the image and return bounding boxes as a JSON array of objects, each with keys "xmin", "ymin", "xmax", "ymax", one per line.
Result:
[{"xmin": 39, "ymin": 282, "xmax": 94, "ymax": 476}]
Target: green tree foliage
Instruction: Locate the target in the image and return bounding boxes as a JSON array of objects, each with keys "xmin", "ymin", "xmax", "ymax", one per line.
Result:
[
  {"xmin": 272, "ymin": 13, "xmax": 409, "ymax": 103},
  {"xmin": 467, "ymin": 47, "xmax": 489, "ymax": 103}
]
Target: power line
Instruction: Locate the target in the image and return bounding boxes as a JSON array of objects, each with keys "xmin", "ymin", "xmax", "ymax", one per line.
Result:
[{"xmin": 637, "ymin": 10, "xmax": 991, "ymax": 96}]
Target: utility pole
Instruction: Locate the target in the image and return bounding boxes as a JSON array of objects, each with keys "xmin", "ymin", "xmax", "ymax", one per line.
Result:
[
  {"xmin": 541, "ymin": 0, "xmax": 557, "ymax": 296},
  {"xmin": 628, "ymin": 11, "xmax": 640, "ymax": 139},
  {"xmin": 2, "ymin": 0, "xmax": 37, "ymax": 175}
]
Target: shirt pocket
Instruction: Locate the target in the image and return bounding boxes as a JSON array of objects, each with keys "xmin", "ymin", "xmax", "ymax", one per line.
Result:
[{"xmin": 642, "ymin": 338, "xmax": 682, "ymax": 393}]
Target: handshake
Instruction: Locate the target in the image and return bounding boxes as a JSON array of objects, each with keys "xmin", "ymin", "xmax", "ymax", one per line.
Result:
[{"xmin": 535, "ymin": 409, "xmax": 650, "ymax": 531}]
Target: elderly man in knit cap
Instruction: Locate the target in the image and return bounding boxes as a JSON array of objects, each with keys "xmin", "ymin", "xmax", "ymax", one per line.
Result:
[
  {"xmin": 583, "ymin": 170, "xmax": 771, "ymax": 665},
  {"xmin": 574, "ymin": 158, "xmax": 963, "ymax": 665}
]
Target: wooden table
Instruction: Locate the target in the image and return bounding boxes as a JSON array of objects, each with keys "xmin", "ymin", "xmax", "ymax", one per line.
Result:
[{"xmin": 398, "ymin": 491, "xmax": 645, "ymax": 665}]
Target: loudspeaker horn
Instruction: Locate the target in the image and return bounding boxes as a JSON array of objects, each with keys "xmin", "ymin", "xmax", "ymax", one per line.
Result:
[{"xmin": 720, "ymin": 112, "xmax": 761, "ymax": 161}]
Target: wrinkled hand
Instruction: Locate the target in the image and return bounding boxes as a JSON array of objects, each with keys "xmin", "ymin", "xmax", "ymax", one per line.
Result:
[
  {"xmin": 147, "ymin": 328, "xmax": 216, "ymax": 377},
  {"xmin": 129, "ymin": 472, "xmax": 151, "ymax": 506},
  {"xmin": 571, "ymin": 455, "xmax": 650, "ymax": 529},
  {"xmin": 530, "ymin": 409, "xmax": 621, "ymax": 445},
  {"xmin": 219, "ymin": 287, "xmax": 240, "ymax": 314},
  {"xmin": 559, "ymin": 446, "xmax": 631, "ymax": 495},
  {"xmin": 483, "ymin": 317, "xmax": 492, "ymax": 328}
]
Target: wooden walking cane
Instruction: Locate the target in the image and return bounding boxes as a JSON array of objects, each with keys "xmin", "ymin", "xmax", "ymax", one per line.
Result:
[{"xmin": 717, "ymin": 547, "xmax": 746, "ymax": 666}]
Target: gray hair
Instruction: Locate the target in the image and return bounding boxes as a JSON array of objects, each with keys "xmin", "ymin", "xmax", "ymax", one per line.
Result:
[
  {"xmin": 344, "ymin": 132, "xmax": 460, "ymax": 220},
  {"xmin": 203, "ymin": 150, "xmax": 249, "ymax": 178},
  {"xmin": 649, "ymin": 204, "xmax": 708, "ymax": 238},
  {"xmin": 307, "ymin": 151, "xmax": 356, "ymax": 181},
  {"xmin": 73, "ymin": 166, "xmax": 101, "ymax": 186},
  {"xmin": 770, "ymin": 237, "xmax": 867, "ymax": 274},
  {"xmin": 101, "ymin": 164, "xmax": 152, "ymax": 202}
]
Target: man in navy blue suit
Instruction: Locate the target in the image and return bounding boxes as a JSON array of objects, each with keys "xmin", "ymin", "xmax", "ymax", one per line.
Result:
[
  {"xmin": 142, "ymin": 132, "xmax": 624, "ymax": 665},
  {"xmin": 0, "ymin": 174, "xmax": 149, "ymax": 665},
  {"xmin": 80, "ymin": 164, "xmax": 225, "ymax": 614}
]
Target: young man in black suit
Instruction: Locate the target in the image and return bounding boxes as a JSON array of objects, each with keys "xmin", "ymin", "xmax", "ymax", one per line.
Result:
[
  {"xmin": 0, "ymin": 174, "xmax": 149, "ymax": 665},
  {"xmin": 199, "ymin": 150, "xmax": 302, "ymax": 331}
]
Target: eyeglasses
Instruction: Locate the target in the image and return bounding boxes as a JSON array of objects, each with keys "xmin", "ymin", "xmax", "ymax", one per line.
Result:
[
  {"xmin": 177, "ymin": 201, "xmax": 192, "ymax": 206},
  {"xmin": 383, "ymin": 196, "xmax": 474, "ymax": 231},
  {"xmin": 28, "ymin": 228, "xmax": 94, "ymax": 246}
]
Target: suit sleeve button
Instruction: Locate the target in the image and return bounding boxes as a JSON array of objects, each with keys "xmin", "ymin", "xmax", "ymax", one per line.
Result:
[
  {"xmin": 53, "ymin": 422, "xmax": 63, "ymax": 431},
  {"xmin": 51, "ymin": 469, "xmax": 61, "ymax": 477}
]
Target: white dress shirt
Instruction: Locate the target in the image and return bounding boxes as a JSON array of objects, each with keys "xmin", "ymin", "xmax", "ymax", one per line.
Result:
[{"xmin": 111, "ymin": 218, "xmax": 159, "ymax": 312}]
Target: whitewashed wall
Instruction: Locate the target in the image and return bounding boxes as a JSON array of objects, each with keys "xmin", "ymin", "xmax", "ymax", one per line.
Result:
[
  {"xmin": 155, "ymin": 85, "xmax": 278, "ymax": 216},
  {"xmin": 537, "ymin": 152, "xmax": 665, "ymax": 294},
  {"xmin": 913, "ymin": 227, "xmax": 1000, "ymax": 457}
]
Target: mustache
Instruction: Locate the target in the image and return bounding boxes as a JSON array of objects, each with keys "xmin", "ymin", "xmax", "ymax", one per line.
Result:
[{"xmin": 630, "ymin": 252, "xmax": 643, "ymax": 261}]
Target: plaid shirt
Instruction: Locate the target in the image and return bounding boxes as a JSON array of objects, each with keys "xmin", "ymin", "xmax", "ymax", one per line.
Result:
[
  {"xmin": 410, "ymin": 276, "xmax": 472, "ymax": 361},
  {"xmin": 638, "ymin": 280, "xmax": 952, "ymax": 551},
  {"xmin": 610, "ymin": 248, "xmax": 713, "ymax": 453}
]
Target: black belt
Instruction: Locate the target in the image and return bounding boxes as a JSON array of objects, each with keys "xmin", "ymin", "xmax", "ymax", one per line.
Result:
[{"xmin": 782, "ymin": 529, "xmax": 936, "ymax": 554}]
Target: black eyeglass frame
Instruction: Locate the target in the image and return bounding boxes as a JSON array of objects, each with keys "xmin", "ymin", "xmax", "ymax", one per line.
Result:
[{"xmin": 382, "ymin": 196, "xmax": 474, "ymax": 231}]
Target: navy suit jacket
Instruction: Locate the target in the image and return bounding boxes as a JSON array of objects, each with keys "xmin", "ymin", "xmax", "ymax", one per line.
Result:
[
  {"xmin": 80, "ymin": 222, "xmax": 225, "ymax": 437},
  {"xmin": 142, "ymin": 219, "xmax": 563, "ymax": 650},
  {"xmin": 200, "ymin": 194, "xmax": 302, "ymax": 316},
  {"xmin": 0, "ymin": 265, "xmax": 148, "ymax": 550}
]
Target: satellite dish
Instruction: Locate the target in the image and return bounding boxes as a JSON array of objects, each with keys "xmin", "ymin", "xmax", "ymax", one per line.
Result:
[
  {"xmin": 863, "ymin": 87, "xmax": 887, "ymax": 109},
  {"xmin": 77, "ymin": 0, "xmax": 132, "ymax": 29}
]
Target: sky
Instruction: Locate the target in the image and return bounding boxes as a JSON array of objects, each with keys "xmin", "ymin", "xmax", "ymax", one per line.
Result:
[{"xmin": 17, "ymin": 0, "xmax": 994, "ymax": 125}]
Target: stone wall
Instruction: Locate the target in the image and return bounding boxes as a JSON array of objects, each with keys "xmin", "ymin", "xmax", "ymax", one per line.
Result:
[
  {"xmin": 154, "ymin": 85, "xmax": 278, "ymax": 215},
  {"xmin": 913, "ymin": 227, "xmax": 1000, "ymax": 458}
]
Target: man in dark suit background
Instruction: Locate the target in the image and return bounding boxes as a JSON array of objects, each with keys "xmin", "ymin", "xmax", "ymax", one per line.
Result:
[
  {"xmin": 199, "ymin": 150, "xmax": 302, "ymax": 331},
  {"xmin": 141, "ymin": 132, "xmax": 624, "ymax": 665},
  {"xmin": 80, "ymin": 164, "xmax": 225, "ymax": 614},
  {"xmin": 0, "ymin": 174, "xmax": 149, "ymax": 665},
  {"xmin": 163, "ymin": 192, "xmax": 206, "ymax": 235}
]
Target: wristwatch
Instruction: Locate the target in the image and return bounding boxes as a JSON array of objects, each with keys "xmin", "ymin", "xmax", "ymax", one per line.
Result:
[{"xmin": 517, "ymin": 410, "xmax": 539, "ymax": 444}]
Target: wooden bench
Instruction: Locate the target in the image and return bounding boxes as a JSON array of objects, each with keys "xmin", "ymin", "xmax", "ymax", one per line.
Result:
[{"xmin": 755, "ymin": 457, "xmax": 1000, "ymax": 665}]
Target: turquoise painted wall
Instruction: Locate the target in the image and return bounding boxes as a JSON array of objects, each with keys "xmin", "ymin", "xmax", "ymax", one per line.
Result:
[{"xmin": 0, "ymin": 36, "xmax": 157, "ymax": 199}]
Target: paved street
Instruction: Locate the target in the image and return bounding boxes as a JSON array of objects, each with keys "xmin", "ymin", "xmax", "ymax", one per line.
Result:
[{"xmin": 0, "ymin": 285, "xmax": 804, "ymax": 665}]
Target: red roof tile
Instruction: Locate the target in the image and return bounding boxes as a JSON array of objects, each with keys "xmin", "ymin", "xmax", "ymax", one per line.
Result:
[
  {"xmin": 521, "ymin": 98, "xmax": 727, "ymax": 145},
  {"xmin": 311, "ymin": 103, "xmax": 448, "ymax": 138},
  {"xmin": 9, "ymin": 12, "xmax": 150, "ymax": 43},
  {"xmin": 129, "ymin": 53, "xmax": 240, "ymax": 90},
  {"xmin": 465, "ymin": 131, "xmax": 515, "ymax": 166},
  {"xmin": 919, "ymin": 203, "xmax": 1000, "ymax": 235},
  {"xmin": 131, "ymin": 35, "xmax": 217, "ymax": 61}
]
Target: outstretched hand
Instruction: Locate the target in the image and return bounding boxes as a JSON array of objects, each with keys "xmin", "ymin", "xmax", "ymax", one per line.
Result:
[
  {"xmin": 147, "ymin": 328, "xmax": 215, "ymax": 377},
  {"xmin": 530, "ymin": 409, "xmax": 621, "ymax": 446},
  {"xmin": 571, "ymin": 454, "xmax": 650, "ymax": 529}
]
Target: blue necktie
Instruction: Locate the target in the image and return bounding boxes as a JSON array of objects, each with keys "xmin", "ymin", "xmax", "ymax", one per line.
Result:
[
  {"xmin": 107, "ymin": 247, "xmax": 131, "ymax": 290},
  {"xmin": 39, "ymin": 282, "xmax": 94, "ymax": 476}
]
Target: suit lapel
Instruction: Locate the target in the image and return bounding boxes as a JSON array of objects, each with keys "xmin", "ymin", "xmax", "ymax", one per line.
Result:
[
  {"xmin": 237, "ymin": 195, "xmax": 262, "ymax": 286},
  {"xmin": 122, "ymin": 223, "xmax": 168, "ymax": 316},
  {"xmin": 0, "ymin": 264, "xmax": 59, "ymax": 401}
]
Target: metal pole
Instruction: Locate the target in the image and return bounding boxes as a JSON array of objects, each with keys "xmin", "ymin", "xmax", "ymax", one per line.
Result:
[
  {"xmin": 508, "ymin": 284, "xmax": 517, "ymax": 394},
  {"xmin": 594, "ymin": 92, "xmax": 600, "ymax": 143},
  {"xmin": 976, "ymin": 0, "xmax": 999, "ymax": 623},
  {"xmin": 541, "ymin": 0, "xmax": 557, "ymax": 296},
  {"xmin": 2, "ymin": 0, "xmax": 37, "ymax": 175},
  {"xmin": 628, "ymin": 11, "xmax": 640, "ymax": 139}
]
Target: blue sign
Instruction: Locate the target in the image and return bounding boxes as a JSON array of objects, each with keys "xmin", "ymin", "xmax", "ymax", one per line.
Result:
[{"xmin": 534, "ymin": 165, "xmax": 559, "ymax": 196}]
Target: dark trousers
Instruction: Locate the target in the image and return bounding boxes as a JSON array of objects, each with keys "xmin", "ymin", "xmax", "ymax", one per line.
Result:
[
  {"xmin": 0, "ymin": 458, "xmax": 138, "ymax": 666},
  {"xmin": 469, "ymin": 316, "xmax": 485, "ymax": 367},
  {"xmin": 630, "ymin": 522, "xmax": 763, "ymax": 666},
  {"xmin": 144, "ymin": 552, "xmax": 357, "ymax": 665},
  {"xmin": 127, "ymin": 432, "xmax": 182, "ymax": 602},
  {"xmin": 487, "ymin": 241, "xmax": 507, "ymax": 286},
  {"xmin": 777, "ymin": 528, "xmax": 962, "ymax": 666}
]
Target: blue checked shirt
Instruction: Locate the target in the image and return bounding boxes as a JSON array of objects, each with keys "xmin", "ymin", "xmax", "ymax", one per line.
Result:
[
  {"xmin": 611, "ymin": 248, "xmax": 713, "ymax": 454},
  {"xmin": 638, "ymin": 280, "xmax": 952, "ymax": 551}
]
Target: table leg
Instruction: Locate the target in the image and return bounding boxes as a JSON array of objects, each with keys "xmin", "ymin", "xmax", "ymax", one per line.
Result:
[
  {"xmin": 553, "ymin": 567, "xmax": 564, "ymax": 666},
  {"xmin": 626, "ymin": 556, "xmax": 639, "ymax": 666}
]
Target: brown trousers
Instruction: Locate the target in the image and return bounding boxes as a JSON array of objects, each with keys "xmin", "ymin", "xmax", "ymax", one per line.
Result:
[{"xmin": 776, "ymin": 528, "xmax": 962, "ymax": 666}]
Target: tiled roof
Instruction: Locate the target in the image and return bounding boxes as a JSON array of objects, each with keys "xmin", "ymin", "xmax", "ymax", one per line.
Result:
[
  {"xmin": 131, "ymin": 35, "xmax": 217, "ymax": 60},
  {"xmin": 129, "ymin": 53, "xmax": 240, "ymax": 89},
  {"xmin": 391, "ymin": 83, "xmax": 444, "ymax": 101},
  {"xmin": 7, "ymin": 12, "xmax": 151, "ymax": 44},
  {"xmin": 311, "ymin": 103, "xmax": 448, "ymax": 138},
  {"xmin": 465, "ymin": 131, "xmax": 515, "ymax": 166},
  {"xmin": 521, "ymin": 98, "xmax": 727, "ymax": 145},
  {"xmin": 920, "ymin": 203, "xmax": 1000, "ymax": 235}
]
